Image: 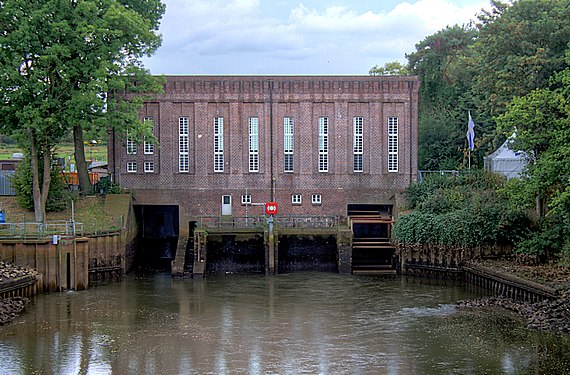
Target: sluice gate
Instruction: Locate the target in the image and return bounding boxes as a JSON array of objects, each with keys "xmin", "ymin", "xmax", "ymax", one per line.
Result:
[{"xmin": 348, "ymin": 204, "xmax": 396, "ymax": 274}]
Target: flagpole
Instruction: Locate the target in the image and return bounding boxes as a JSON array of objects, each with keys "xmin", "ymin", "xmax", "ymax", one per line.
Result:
[{"xmin": 468, "ymin": 149, "xmax": 471, "ymax": 169}]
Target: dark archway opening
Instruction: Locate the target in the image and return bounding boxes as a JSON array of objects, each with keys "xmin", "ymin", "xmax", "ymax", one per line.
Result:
[{"xmin": 133, "ymin": 205, "xmax": 179, "ymax": 273}]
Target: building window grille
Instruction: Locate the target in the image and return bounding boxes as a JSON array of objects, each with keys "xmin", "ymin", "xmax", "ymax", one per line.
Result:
[
  {"xmin": 311, "ymin": 194, "xmax": 322, "ymax": 205},
  {"xmin": 126, "ymin": 130, "xmax": 136, "ymax": 155},
  {"xmin": 241, "ymin": 194, "xmax": 252, "ymax": 205},
  {"xmin": 179, "ymin": 117, "xmax": 189, "ymax": 172},
  {"xmin": 143, "ymin": 117, "xmax": 154, "ymax": 155},
  {"xmin": 214, "ymin": 117, "xmax": 224, "ymax": 172},
  {"xmin": 318, "ymin": 117, "xmax": 328, "ymax": 172},
  {"xmin": 292, "ymin": 194, "xmax": 302, "ymax": 205},
  {"xmin": 353, "ymin": 117, "xmax": 363, "ymax": 172},
  {"xmin": 284, "ymin": 117, "xmax": 294, "ymax": 172},
  {"xmin": 388, "ymin": 117, "xmax": 398, "ymax": 172},
  {"xmin": 127, "ymin": 162, "xmax": 137, "ymax": 173},
  {"xmin": 144, "ymin": 161, "xmax": 154, "ymax": 173},
  {"xmin": 249, "ymin": 117, "xmax": 259, "ymax": 172}
]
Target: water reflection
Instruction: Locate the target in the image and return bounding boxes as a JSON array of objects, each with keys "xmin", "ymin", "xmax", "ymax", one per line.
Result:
[{"xmin": 0, "ymin": 272, "xmax": 568, "ymax": 374}]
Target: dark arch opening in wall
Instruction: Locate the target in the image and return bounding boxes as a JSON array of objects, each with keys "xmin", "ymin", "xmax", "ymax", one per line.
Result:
[{"xmin": 133, "ymin": 205, "xmax": 179, "ymax": 273}]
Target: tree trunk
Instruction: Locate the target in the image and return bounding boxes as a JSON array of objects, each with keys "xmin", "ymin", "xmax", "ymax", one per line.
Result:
[
  {"xmin": 29, "ymin": 131, "xmax": 51, "ymax": 223},
  {"xmin": 536, "ymin": 193, "xmax": 544, "ymax": 218},
  {"xmin": 73, "ymin": 124, "xmax": 92, "ymax": 195}
]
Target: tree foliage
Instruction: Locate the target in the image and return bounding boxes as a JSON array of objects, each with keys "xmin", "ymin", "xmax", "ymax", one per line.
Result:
[
  {"xmin": 405, "ymin": 25, "xmax": 479, "ymax": 169},
  {"xmin": 496, "ymin": 54, "xmax": 570, "ymax": 260},
  {"xmin": 472, "ymin": 0, "xmax": 570, "ymax": 117},
  {"xmin": 369, "ymin": 61, "xmax": 410, "ymax": 76},
  {"xmin": 0, "ymin": 0, "xmax": 165, "ymax": 220},
  {"xmin": 11, "ymin": 155, "xmax": 74, "ymax": 212}
]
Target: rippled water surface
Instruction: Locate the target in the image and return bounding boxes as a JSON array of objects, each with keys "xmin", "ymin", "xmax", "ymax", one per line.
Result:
[{"xmin": 1, "ymin": 272, "xmax": 569, "ymax": 374}]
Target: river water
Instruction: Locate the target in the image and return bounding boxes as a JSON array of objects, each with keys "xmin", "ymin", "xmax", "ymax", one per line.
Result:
[{"xmin": 1, "ymin": 272, "xmax": 569, "ymax": 374}]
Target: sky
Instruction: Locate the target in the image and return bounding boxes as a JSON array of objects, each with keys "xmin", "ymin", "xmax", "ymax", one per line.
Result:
[{"xmin": 142, "ymin": 0, "xmax": 492, "ymax": 75}]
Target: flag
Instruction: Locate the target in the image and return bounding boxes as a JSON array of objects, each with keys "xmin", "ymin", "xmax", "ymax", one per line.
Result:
[{"xmin": 467, "ymin": 111, "xmax": 475, "ymax": 151}]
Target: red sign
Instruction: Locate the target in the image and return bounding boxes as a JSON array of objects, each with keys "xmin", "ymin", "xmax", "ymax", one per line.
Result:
[{"xmin": 265, "ymin": 202, "xmax": 278, "ymax": 215}]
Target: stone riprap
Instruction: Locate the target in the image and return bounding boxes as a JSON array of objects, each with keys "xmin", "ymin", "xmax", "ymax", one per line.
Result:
[
  {"xmin": 457, "ymin": 289, "xmax": 570, "ymax": 334},
  {"xmin": 0, "ymin": 261, "xmax": 38, "ymax": 325}
]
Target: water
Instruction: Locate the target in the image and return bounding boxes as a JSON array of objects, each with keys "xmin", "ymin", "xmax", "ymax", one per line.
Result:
[{"xmin": 1, "ymin": 272, "xmax": 569, "ymax": 374}]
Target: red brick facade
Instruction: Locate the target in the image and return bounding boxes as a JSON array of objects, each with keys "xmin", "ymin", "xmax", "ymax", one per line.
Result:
[{"xmin": 109, "ymin": 75, "xmax": 419, "ymax": 226}]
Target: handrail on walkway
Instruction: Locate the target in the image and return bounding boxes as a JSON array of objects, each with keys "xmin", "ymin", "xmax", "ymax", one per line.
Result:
[
  {"xmin": 197, "ymin": 215, "xmax": 339, "ymax": 230},
  {"xmin": 0, "ymin": 221, "xmax": 84, "ymax": 239}
]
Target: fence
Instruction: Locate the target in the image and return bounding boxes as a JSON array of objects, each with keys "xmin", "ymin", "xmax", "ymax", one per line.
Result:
[
  {"xmin": 197, "ymin": 215, "xmax": 339, "ymax": 230},
  {"xmin": 0, "ymin": 221, "xmax": 85, "ymax": 239},
  {"xmin": 0, "ymin": 171, "xmax": 16, "ymax": 196}
]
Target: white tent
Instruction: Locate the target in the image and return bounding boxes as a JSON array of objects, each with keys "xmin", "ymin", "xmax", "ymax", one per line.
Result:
[{"xmin": 484, "ymin": 138, "xmax": 527, "ymax": 179}]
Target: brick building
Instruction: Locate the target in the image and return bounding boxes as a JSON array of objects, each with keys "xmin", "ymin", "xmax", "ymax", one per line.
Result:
[{"xmin": 109, "ymin": 75, "xmax": 419, "ymax": 232}]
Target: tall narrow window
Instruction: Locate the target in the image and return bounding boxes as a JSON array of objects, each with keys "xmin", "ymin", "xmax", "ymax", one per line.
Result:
[
  {"xmin": 318, "ymin": 117, "xmax": 329, "ymax": 172},
  {"xmin": 249, "ymin": 117, "xmax": 259, "ymax": 172},
  {"xmin": 143, "ymin": 117, "xmax": 154, "ymax": 154},
  {"xmin": 284, "ymin": 117, "xmax": 294, "ymax": 172},
  {"xmin": 126, "ymin": 130, "xmax": 136, "ymax": 155},
  {"xmin": 214, "ymin": 117, "xmax": 224, "ymax": 172},
  {"xmin": 388, "ymin": 117, "xmax": 398, "ymax": 172},
  {"xmin": 179, "ymin": 117, "xmax": 189, "ymax": 172},
  {"xmin": 353, "ymin": 117, "xmax": 363, "ymax": 172}
]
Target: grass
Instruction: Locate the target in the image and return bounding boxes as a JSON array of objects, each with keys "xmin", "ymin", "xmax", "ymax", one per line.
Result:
[
  {"xmin": 0, "ymin": 196, "xmax": 119, "ymax": 237},
  {"xmin": 0, "ymin": 143, "xmax": 108, "ymax": 167}
]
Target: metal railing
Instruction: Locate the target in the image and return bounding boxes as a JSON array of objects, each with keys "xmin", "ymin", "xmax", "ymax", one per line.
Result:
[
  {"xmin": 0, "ymin": 221, "xmax": 84, "ymax": 239},
  {"xmin": 197, "ymin": 215, "xmax": 339, "ymax": 230}
]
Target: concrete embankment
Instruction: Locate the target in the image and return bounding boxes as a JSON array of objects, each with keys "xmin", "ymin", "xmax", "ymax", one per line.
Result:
[{"xmin": 0, "ymin": 261, "xmax": 39, "ymax": 325}]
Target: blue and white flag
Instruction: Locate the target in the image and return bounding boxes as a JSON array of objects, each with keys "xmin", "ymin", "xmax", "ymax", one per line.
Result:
[{"xmin": 467, "ymin": 111, "xmax": 475, "ymax": 151}]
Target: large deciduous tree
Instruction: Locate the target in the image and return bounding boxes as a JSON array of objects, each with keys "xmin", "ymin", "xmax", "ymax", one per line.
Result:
[
  {"xmin": 497, "ymin": 53, "xmax": 570, "ymax": 258},
  {"xmin": 0, "ymin": 0, "xmax": 165, "ymax": 222},
  {"xmin": 472, "ymin": 0, "xmax": 570, "ymax": 118},
  {"xmin": 405, "ymin": 25, "xmax": 479, "ymax": 169}
]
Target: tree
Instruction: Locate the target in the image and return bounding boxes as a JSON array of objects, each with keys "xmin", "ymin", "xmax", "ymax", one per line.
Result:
[
  {"xmin": 496, "ymin": 54, "xmax": 570, "ymax": 259},
  {"xmin": 0, "ymin": 0, "xmax": 165, "ymax": 221},
  {"xmin": 472, "ymin": 0, "xmax": 570, "ymax": 118},
  {"xmin": 369, "ymin": 61, "xmax": 410, "ymax": 76},
  {"xmin": 405, "ymin": 25, "xmax": 479, "ymax": 169}
]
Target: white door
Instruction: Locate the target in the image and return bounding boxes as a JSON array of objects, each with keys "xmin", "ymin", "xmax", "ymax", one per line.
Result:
[{"xmin": 221, "ymin": 195, "xmax": 232, "ymax": 215}]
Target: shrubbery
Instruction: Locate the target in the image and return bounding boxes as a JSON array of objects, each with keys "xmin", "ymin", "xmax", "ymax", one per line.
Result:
[
  {"xmin": 10, "ymin": 155, "xmax": 76, "ymax": 212},
  {"xmin": 394, "ymin": 171, "xmax": 530, "ymax": 248}
]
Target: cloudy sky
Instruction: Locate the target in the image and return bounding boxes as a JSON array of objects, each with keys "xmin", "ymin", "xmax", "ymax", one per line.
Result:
[{"xmin": 142, "ymin": 0, "xmax": 491, "ymax": 75}]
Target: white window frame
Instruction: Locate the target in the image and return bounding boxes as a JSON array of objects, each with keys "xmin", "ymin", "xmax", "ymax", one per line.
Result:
[
  {"xmin": 126, "ymin": 130, "xmax": 136, "ymax": 155},
  {"xmin": 144, "ymin": 161, "xmax": 154, "ymax": 173},
  {"xmin": 388, "ymin": 117, "xmax": 398, "ymax": 172},
  {"xmin": 353, "ymin": 117, "xmax": 363, "ymax": 172},
  {"xmin": 214, "ymin": 117, "xmax": 224, "ymax": 172},
  {"xmin": 249, "ymin": 117, "xmax": 259, "ymax": 172},
  {"xmin": 311, "ymin": 194, "xmax": 322, "ymax": 205},
  {"xmin": 241, "ymin": 194, "xmax": 252, "ymax": 205},
  {"xmin": 292, "ymin": 194, "xmax": 302, "ymax": 205},
  {"xmin": 179, "ymin": 117, "xmax": 189, "ymax": 173},
  {"xmin": 318, "ymin": 117, "xmax": 329, "ymax": 172},
  {"xmin": 127, "ymin": 162, "xmax": 137, "ymax": 173},
  {"xmin": 143, "ymin": 117, "xmax": 154, "ymax": 155},
  {"xmin": 284, "ymin": 117, "xmax": 294, "ymax": 172}
]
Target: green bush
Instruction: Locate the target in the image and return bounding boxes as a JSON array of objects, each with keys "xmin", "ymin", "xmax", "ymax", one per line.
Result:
[
  {"xmin": 11, "ymin": 155, "xmax": 76, "ymax": 212},
  {"xmin": 395, "ymin": 171, "xmax": 530, "ymax": 248}
]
